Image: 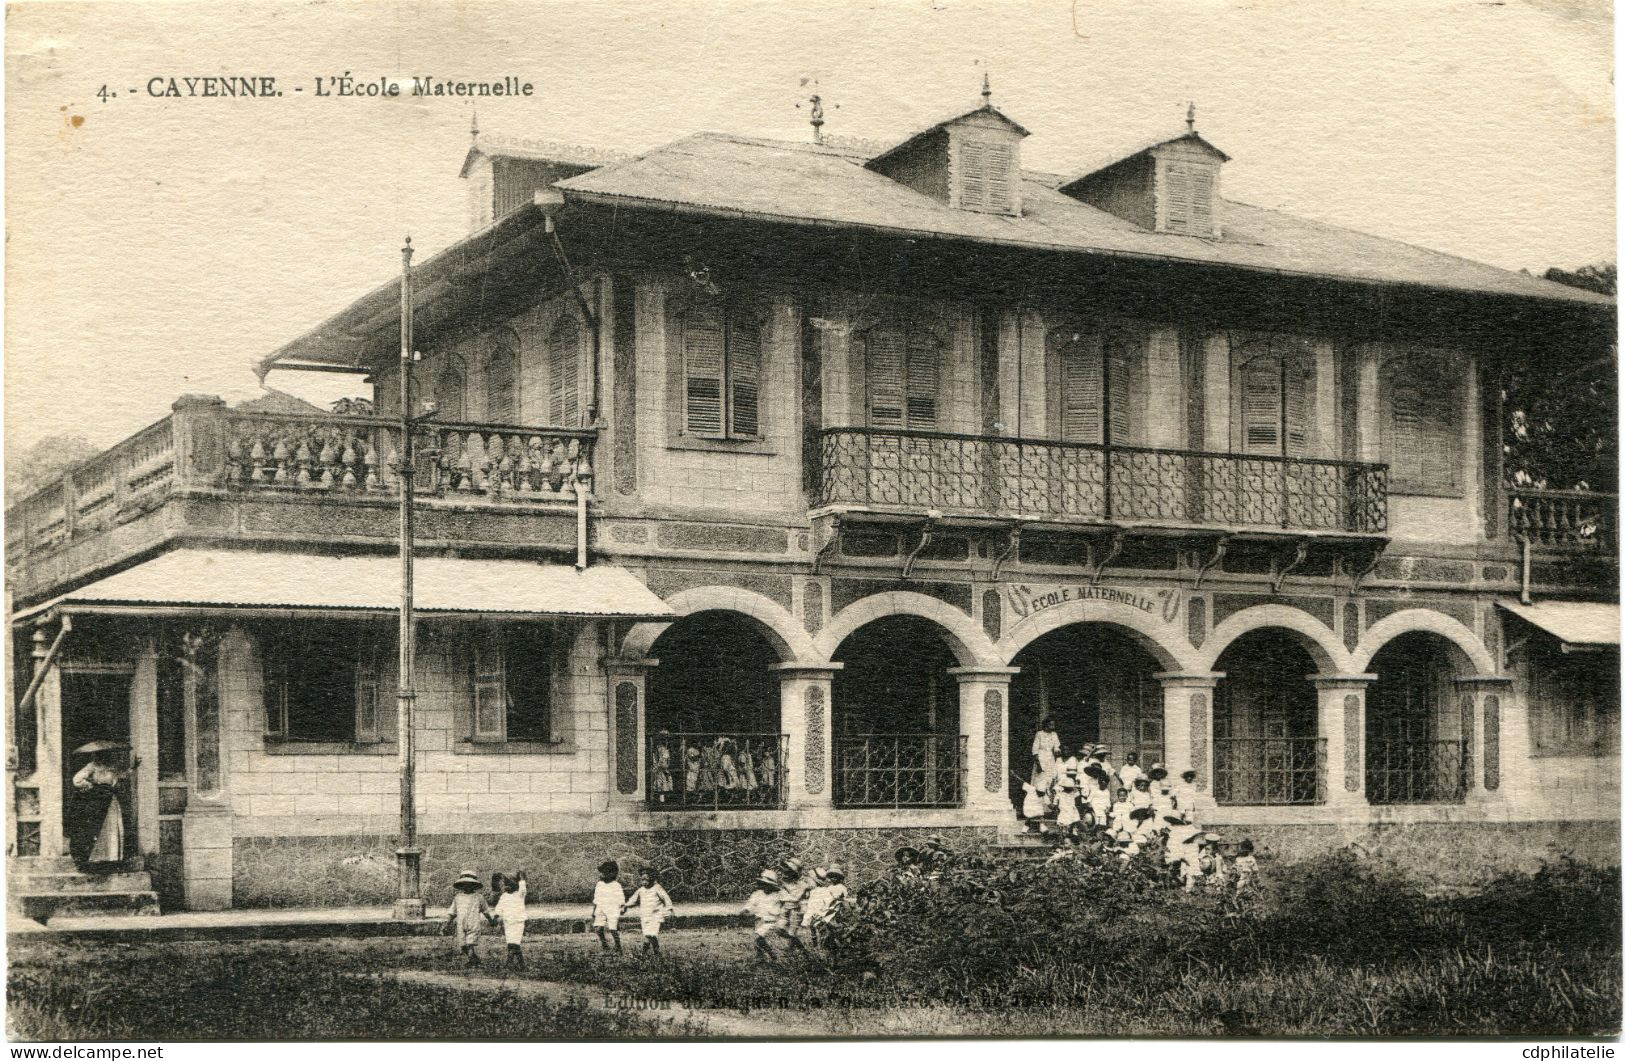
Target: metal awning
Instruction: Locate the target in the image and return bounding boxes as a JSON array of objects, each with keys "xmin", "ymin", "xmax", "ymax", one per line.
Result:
[
  {"xmin": 13, "ymin": 549, "xmax": 673, "ymax": 623},
  {"xmin": 1499, "ymin": 599, "xmax": 1620, "ymax": 653}
]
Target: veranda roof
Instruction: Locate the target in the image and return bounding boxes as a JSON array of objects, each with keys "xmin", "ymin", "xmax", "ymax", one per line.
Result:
[
  {"xmin": 13, "ymin": 548, "xmax": 673, "ymax": 622},
  {"xmin": 1498, "ymin": 599, "xmax": 1620, "ymax": 652}
]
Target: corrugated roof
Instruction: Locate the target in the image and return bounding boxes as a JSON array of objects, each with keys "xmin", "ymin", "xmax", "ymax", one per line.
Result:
[
  {"xmin": 1499, "ymin": 599, "xmax": 1619, "ymax": 650},
  {"xmin": 556, "ymin": 131, "xmax": 1611, "ymax": 306},
  {"xmin": 20, "ymin": 549, "xmax": 674, "ymax": 621}
]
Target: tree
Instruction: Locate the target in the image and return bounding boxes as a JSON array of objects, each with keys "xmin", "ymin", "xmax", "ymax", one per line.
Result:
[
  {"xmin": 1503, "ymin": 262, "xmax": 1617, "ymax": 492},
  {"xmin": 6, "ymin": 434, "xmax": 100, "ymax": 505}
]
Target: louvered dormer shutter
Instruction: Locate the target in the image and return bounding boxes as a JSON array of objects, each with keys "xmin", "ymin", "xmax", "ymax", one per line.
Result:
[
  {"xmin": 1164, "ymin": 160, "xmax": 1215, "ymax": 236},
  {"xmin": 986, "ymin": 143, "xmax": 1014, "ymax": 214},
  {"xmin": 683, "ymin": 302, "xmax": 727, "ymax": 437},
  {"xmin": 959, "ymin": 140, "xmax": 988, "ymax": 210}
]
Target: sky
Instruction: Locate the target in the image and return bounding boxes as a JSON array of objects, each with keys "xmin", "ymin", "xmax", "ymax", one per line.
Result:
[{"xmin": 4, "ymin": 0, "xmax": 1616, "ymax": 453}]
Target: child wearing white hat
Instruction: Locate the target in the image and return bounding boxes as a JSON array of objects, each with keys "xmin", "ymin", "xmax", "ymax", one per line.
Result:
[
  {"xmin": 591, "ymin": 860, "xmax": 626, "ymax": 953},
  {"xmin": 622, "ymin": 867, "xmax": 674, "ymax": 956},
  {"xmin": 744, "ymin": 869, "xmax": 788, "ymax": 961},
  {"xmin": 447, "ymin": 870, "xmax": 495, "ymax": 967},
  {"xmin": 1021, "ymin": 779, "xmax": 1049, "ymax": 822}
]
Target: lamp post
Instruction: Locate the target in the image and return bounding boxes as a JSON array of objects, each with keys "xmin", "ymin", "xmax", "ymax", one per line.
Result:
[{"xmin": 393, "ymin": 236, "xmax": 426, "ymax": 920}]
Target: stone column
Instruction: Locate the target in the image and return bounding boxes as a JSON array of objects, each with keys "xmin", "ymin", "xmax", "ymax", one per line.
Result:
[
  {"xmin": 773, "ymin": 663, "xmax": 841, "ymax": 815},
  {"xmin": 1456, "ymin": 676, "xmax": 1514, "ymax": 804},
  {"xmin": 1156, "ymin": 672, "xmax": 1222, "ymax": 814},
  {"xmin": 33, "ymin": 645, "xmax": 68, "ymax": 858},
  {"xmin": 948, "ymin": 666, "xmax": 1020, "ymax": 817},
  {"xmin": 1312, "ymin": 674, "xmax": 1376, "ymax": 809},
  {"xmin": 605, "ymin": 657, "xmax": 657, "ymax": 811},
  {"xmin": 130, "ymin": 638, "xmax": 160, "ymax": 858}
]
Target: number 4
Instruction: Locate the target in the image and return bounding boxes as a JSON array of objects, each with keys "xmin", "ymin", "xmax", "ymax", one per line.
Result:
[{"xmin": 97, "ymin": 84, "xmax": 112, "ymax": 102}]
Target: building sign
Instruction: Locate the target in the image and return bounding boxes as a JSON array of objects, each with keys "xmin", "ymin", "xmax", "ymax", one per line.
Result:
[{"xmin": 1008, "ymin": 583, "xmax": 1181, "ymax": 624}]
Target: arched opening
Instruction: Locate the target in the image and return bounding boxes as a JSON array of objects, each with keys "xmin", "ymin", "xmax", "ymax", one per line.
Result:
[
  {"xmin": 1213, "ymin": 631, "xmax": 1323, "ymax": 805},
  {"xmin": 831, "ymin": 616, "xmax": 963, "ymax": 809},
  {"xmin": 646, "ymin": 611, "xmax": 783, "ymax": 810},
  {"xmin": 1007, "ymin": 624, "xmax": 1162, "ymax": 814},
  {"xmin": 1366, "ymin": 632, "xmax": 1469, "ymax": 804}
]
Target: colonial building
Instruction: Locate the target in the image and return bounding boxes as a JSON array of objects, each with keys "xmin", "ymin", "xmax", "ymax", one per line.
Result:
[{"xmin": 7, "ymin": 94, "xmax": 1618, "ymax": 914}]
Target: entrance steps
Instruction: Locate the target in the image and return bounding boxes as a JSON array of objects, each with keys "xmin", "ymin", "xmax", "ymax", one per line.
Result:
[
  {"xmin": 994, "ymin": 824, "xmax": 1060, "ymax": 860},
  {"xmin": 9, "ymin": 857, "xmax": 159, "ymax": 922}
]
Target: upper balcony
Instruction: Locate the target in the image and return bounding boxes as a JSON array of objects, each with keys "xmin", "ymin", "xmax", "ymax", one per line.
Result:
[
  {"xmin": 6, "ymin": 396, "xmax": 595, "ymax": 604},
  {"xmin": 815, "ymin": 427, "xmax": 1389, "ymax": 536}
]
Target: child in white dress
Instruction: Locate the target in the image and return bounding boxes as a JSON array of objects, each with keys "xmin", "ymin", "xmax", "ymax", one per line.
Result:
[
  {"xmin": 744, "ymin": 869, "xmax": 788, "ymax": 961},
  {"xmin": 622, "ymin": 867, "xmax": 674, "ymax": 956},
  {"xmin": 591, "ymin": 860, "xmax": 626, "ymax": 953},
  {"xmin": 493, "ymin": 870, "xmax": 529, "ymax": 969}
]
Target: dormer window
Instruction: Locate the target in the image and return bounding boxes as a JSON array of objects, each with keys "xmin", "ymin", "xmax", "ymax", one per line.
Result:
[
  {"xmin": 1162, "ymin": 159, "xmax": 1216, "ymax": 236},
  {"xmin": 1061, "ymin": 130, "xmax": 1229, "ymax": 239},
  {"xmin": 957, "ymin": 134, "xmax": 1016, "ymax": 214},
  {"xmin": 867, "ymin": 101, "xmax": 1029, "ymax": 217}
]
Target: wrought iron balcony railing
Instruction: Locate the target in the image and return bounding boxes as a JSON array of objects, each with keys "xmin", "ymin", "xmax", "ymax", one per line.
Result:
[
  {"xmin": 817, "ymin": 428, "xmax": 1388, "ymax": 534},
  {"xmin": 1212, "ymin": 736, "xmax": 1327, "ymax": 806},
  {"xmin": 1366, "ymin": 738, "xmax": 1466, "ymax": 805},
  {"xmin": 833, "ymin": 733, "xmax": 967, "ymax": 809},
  {"xmin": 646, "ymin": 732, "xmax": 788, "ymax": 811},
  {"xmin": 1510, "ymin": 488, "xmax": 1617, "ymax": 551}
]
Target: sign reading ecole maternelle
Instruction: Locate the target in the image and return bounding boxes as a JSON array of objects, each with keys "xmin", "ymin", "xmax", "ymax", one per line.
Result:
[{"xmin": 1007, "ymin": 583, "xmax": 1182, "ymax": 624}]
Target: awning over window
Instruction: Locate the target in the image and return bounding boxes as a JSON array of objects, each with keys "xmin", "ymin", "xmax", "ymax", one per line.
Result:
[
  {"xmin": 14, "ymin": 549, "xmax": 673, "ymax": 622},
  {"xmin": 1499, "ymin": 599, "xmax": 1620, "ymax": 653}
]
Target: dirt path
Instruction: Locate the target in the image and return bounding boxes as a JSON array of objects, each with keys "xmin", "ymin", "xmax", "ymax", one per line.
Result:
[{"xmin": 371, "ymin": 969, "xmax": 826, "ymax": 1038}]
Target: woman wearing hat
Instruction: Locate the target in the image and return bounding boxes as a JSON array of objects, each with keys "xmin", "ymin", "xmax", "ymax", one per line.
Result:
[
  {"xmin": 71, "ymin": 742, "xmax": 137, "ymax": 867},
  {"xmin": 446, "ymin": 870, "xmax": 495, "ymax": 967}
]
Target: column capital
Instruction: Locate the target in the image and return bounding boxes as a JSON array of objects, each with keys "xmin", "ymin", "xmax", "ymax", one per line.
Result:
[
  {"xmin": 604, "ymin": 656, "xmax": 659, "ymax": 675},
  {"xmin": 771, "ymin": 661, "xmax": 843, "ymax": 679},
  {"xmin": 946, "ymin": 665, "xmax": 1020, "ymax": 682},
  {"xmin": 1310, "ymin": 673, "xmax": 1378, "ymax": 688},
  {"xmin": 1454, "ymin": 674, "xmax": 1513, "ymax": 690},
  {"xmin": 1153, "ymin": 671, "xmax": 1224, "ymax": 688}
]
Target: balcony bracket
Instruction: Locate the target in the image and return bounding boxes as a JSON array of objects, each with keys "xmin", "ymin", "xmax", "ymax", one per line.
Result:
[
  {"xmin": 1349, "ymin": 541, "xmax": 1387, "ymax": 595},
  {"xmin": 810, "ymin": 514, "xmax": 843, "ymax": 576},
  {"xmin": 991, "ymin": 522, "xmax": 1022, "ymax": 581},
  {"xmin": 1191, "ymin": 534, "xmax": 1231, "ymax": 592},
  {"xmin": 1088, "ymin": 529, "xmax": 1125, "ymax": 587},
  {"xmin": 901, "ymin": 514, "xmax": 939, "ymax": 580},
  {"xmin": 1271, "ymin": 538, "xmax": 1311, "ymax": 594}
]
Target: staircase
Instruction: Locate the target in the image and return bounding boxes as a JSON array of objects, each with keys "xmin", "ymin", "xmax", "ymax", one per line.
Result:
[
  {"xmin": 9, "ymin": 857, "xmax": 160, "ymax": 922},
  {"xmin": 994, "ymin": 823, "xmax": 1059, "ymax": 861}
]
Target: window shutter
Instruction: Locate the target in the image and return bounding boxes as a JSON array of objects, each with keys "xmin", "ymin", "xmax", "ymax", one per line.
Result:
[
  {"xmin": 866, "ymin": 326, "xmax": 907, "ymax": 428},
  {"xmin": 728, "ymin": 313, "xmax": 762, "ymax": 437},
  {"xmin": 1188, "ymin": 165, "xmax": 1214, "ymax": 235},
  {"xmin": 436, "ymin": 366, "xmax": 466, "ymax": 422},
  {"xmin": 905, "ymin": 331, "xmax": 939, "ymax": 429},
  {"xmin": 1105, "ymin": 340, "xmax": 1131, "ymax": 445},
  {"xmin": 1058, "ymin": 336, "xmax": 1103, "ymax": 443},
  {"xmin": 472, "ymin": 627, "xmax": 507, "ymax": 741},
  {"xmin": 683, "ymin": 303, "xmax": 726, "ymax": 436},
  {"xmin": 1241, "ymin": 357, "xmax": 1282, "ymax": 453},
  {"xmin": 485, "ymin": 337, "xmax": 518, "ymax": 423},
  {"xmin": 548, "ymin": 317, "xmax": 581, "ymax": 426},
  {"xmin": 354, "ymin": 635, "xmax": 381, "ymax": 743},
  {"xmin": 1285, "ymin": 355, "xmax": 1313, "ymax": 457},
  {"xmin": 1386, "ymin": 360, "xmax": 1461, "ymax": 492},
  {"xmin": 960, "ymin": 139, "xmax": 988, "ymax": 210},
  {"xmin": 986, "ymin": 143, "xmax": 1013, "ymax": 213},
  {"xmin": 1165, "ymin": 162, "xmax": 1194, "ymax": 233},
  {"xmin": 263, "ymin": 641, "xmax": 288, "ymax": 738}
]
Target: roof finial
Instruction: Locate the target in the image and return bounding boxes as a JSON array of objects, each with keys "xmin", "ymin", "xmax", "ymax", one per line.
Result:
[
  {"xmin": 809, "ymin": 93, "xmax": 825, "ymax": 143},
  {"xmin": 1186, "ymin": 100, "xmax": 1196, "ymax": 133},
  {"xmin": 982, "ymin": 71, "xmax": 992, "ymax": 105}
]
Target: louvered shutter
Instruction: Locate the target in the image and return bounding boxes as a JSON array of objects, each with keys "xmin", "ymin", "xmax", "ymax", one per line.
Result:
[
  {"xmin": 986, "ymin": 143, "xmax": 1013, "ymax": 213},
  {"xmin": 1058, "ymin": 336, "xmax": 1103, "ymax": 443},
  {"xmin": 960, "ymin": 139, "xmax": 988, "ymax": 210},
  {"xmin": 354, "ymin": 634, "xmax": 381, "ymax": 743},
  {"xmin": 683, "ymin": 303, "xmax": 726, "ymax": 436},
  {"xmin": 1387, "ymin": 361, "xmax": 1460, "ymax": 492},
  {"xmin": 905, "ymin": 331, "xmax": 939, "ymax": 428},
  {"xmin": 1285, "ymin": 355, "xmax": 1313, "ymax": 457},
  {"xmin": 867, "ymin": 326, "xmax": 906, "ymax": 428},
  {"xmin": 548, "ymin": 318, "xmax": 581, "ymax": 426},
  {"xmin": 485, "ymin": 337, "xmax": 518, "ymax": 424},
  {"xmin": 1241, "ymin": 357, "xmax": 1282, "ymax": 453},
  {"xmin": 1165, "ymin": 162, "xmax": 1194, "ymax": 234},
  {"xmin": 436, "ymin": 367, "xmax": 466, "ymax": 422},
  {"xmin": 728, "ymin": 312, "xmax": 762, "ymax": 437},
  {"xmin": 1188, "ymin": 165, "xmax": 1215, "ymax": 235},
  {"xmin": 472, "ymin": 627, "xmax": 506, "ymax": 741},
  {"xmin": 1105, "ymin": 341, "xmax": 1131, "ymax": 444}
]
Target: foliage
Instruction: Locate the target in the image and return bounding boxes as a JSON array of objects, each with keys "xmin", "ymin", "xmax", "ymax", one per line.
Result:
[
  {"xmin": 331, "ymin": 396, "xmax": 374, "ymax": 416},
  {"xmin": 1544, "ymin": 263, "xmax": 1617, "ymax": 297},
  {"xmin": 5, "ymin": 434, "xmax": 100, "ymax": 506}
]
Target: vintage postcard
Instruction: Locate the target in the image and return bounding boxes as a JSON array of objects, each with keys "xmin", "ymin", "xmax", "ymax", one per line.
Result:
[{"xmin": 3, "ymin": 0, "xmax": 1618, "ymax": 1046}]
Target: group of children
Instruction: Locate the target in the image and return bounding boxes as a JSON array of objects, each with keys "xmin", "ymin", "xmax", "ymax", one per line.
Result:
[
  {"xmin": 649, "ymin": 733, "xmax": 781, "ymax": 804},
  {"xmin": 446, "ymin": 860, "xmax": 674, "ymax": 968},
  {"xmin": 742, "ymin": 856, "xmax": 852, "ymax": 961},
  {"xmin": 1024, "ymin": 738, "xmax": 1259, "ymax": 894}
]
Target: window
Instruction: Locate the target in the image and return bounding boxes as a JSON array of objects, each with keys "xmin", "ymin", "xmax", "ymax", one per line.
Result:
[
  {"xmin": 1234, "ymin": 337, "xmax": 1315, "ymax": 456},
  {"xmin": 679, "ymin": 299, "xmax": 764, "ymax": 439},
  {"xmin": 864, "ymin": 320, "xmax": 941, "ymax": 430},
  {"xmin": 470, "ymin": 624, "xmax": 556, "ymax": 743},
  {"xmin": 547, "ymin": 316, "xmax": 582, "ymax": 426},
  {"xmin": 1530, "ymin": 646, "xmax": 1619, "ymax": 756},
  {"xmin": 434, "ymin": 359, "xmax": 467, "ymax": 422},
  {"xmin": 1164, "ymin": 160, "xmax": 1215, "ymax": 236},
  {"xmin": 262, "ymin": 624, "xmax": 391, "ymax": 744},
  {"xmin": 1049, "ymin": 327, "xmax": 1135, "ymax": 444},
  {"xmin": 484, "ymin": 329, "xmax": 520, "ymax": 423},
  {"xmin": 958, "ymin": 136, "xmax": 1014, "ymax": 214},
  {"xmin": 1382, "ymin": 356, "xmax": 1463, "ymax": 495}
]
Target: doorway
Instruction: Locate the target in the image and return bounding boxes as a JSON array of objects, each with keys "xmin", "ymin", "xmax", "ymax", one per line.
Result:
[{"xmin": 60, "ymin": 669, "xmax": 135, "ymax": 867}]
